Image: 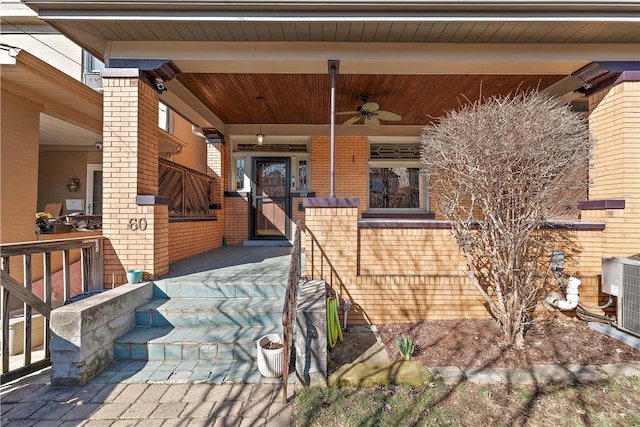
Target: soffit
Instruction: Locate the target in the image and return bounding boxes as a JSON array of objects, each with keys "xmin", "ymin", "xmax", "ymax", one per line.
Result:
[
  {"xmin": 1, "ymin": 47, "xmax": 102, "ymax": 133},
  {"xmin": 20, "ymin": 1, "xmax": 640, "ymax": 58}
]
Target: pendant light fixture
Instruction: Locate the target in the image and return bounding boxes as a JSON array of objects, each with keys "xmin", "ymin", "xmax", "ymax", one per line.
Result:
[{"xmin": 256, "ymin": 96, "xmax": 265, "ymax": 145}]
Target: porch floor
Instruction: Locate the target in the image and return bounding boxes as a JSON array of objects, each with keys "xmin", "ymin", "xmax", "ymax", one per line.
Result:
[{"xmin": 94, "ymin": 245, "xmax": 296, "ymax": 385}]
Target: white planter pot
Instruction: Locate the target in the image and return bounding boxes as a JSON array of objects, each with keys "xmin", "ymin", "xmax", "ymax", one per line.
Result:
[{"xmin": 257, "ymin": 334, "xmax": 284, "ymax": 378}]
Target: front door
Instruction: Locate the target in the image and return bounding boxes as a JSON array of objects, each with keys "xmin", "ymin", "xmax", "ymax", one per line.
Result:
[{"xmin": 251, "ymin": 158, "xmax": 291, "ymax": 240}]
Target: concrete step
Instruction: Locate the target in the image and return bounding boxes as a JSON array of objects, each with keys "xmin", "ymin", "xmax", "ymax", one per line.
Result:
[
  {"xmin": 114, "ymin": 325, "xmax": 282, "ymax": 362},
  {"xmin": 152, "ymin": 282, "xmax": 287, "ymax": 299},
  {"xmin": 135, "ymin": 298, "xmax": 284, "ymax": 327}
]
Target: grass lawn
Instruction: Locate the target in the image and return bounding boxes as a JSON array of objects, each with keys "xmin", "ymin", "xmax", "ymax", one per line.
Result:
[{"xmin": 294, "ymin": 376, "xmax": 640, "ymax": 427}]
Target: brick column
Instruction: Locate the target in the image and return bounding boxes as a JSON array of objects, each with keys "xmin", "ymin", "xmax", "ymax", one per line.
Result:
[
  {"xmin": 101, "ymin": 69, "xmax": 169, "ymax": 285},
  {"xmin": 302, "ymin": 198, "xmax": 359, "ymax": 298},
  {"xmin": 588, "ymin": 76, "xmax": 640, "ymax": 258}
]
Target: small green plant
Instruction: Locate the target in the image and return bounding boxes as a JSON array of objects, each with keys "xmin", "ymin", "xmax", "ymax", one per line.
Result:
[{"xmin": 395, "ymin": 336, "xmax": 415, "ymax": 361}]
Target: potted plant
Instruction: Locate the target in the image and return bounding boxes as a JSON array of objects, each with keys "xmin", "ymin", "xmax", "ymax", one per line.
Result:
[{"xmin": 257, "ymin": 333, "xmax": 284, "ymax": 378}]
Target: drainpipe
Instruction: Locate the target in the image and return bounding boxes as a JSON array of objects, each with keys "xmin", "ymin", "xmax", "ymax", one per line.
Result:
[
  {"xmin": 546, "ymin": 277, "xmax": 582, "ymax": 310},
  {"xmin": 328, "ymin": 60, "xmax": 339, "ymax": 198}
]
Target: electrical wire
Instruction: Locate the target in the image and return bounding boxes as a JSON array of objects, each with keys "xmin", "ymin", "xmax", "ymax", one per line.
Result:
[{"xmin": 1, "ymin": 18, "xmax": 95, "ymax": 73}]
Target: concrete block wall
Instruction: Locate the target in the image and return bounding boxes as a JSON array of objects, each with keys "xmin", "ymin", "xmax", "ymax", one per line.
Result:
[
  {"xmin": 295, "ymin": 280, "xmax": 327, "ymax": 386},
  {"xmin": 50, "ymin": 282, "xmax": 153, "ymax": 385}
]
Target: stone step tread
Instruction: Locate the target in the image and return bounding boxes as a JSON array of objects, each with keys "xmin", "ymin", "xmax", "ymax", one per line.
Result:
[
  {"xmin": 115, "ymin": 325, "xmax": 281, "ymax": 345},
  {"xmin": 153, "ymin": 283, "xmax": 287, "ymax": 299},
  {"xmin": 138, "ymin": 297, "xmax": 283, "ymax": 312},
  {"xmin": 135, "ymin": 309, "xmax": 283, "ymax": 327}
]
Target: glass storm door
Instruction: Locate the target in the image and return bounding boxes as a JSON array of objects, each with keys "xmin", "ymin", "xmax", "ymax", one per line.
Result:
[{"xmin": 251, "ymin": 158, "xmax": 291, "ymax": 240}]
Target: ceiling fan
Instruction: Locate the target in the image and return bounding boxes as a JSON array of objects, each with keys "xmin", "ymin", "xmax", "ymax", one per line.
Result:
[{"xmin": 337, "ymin": 94, "xmax": 402, "ymax": 130}]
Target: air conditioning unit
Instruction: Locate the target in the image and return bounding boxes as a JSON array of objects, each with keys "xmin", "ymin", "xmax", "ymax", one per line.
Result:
[{"xmin": 602, "ymin": 255, "xmax": 640, "ymax": 337}]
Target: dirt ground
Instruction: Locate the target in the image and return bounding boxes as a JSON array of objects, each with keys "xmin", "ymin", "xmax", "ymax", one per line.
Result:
[{"xmin": 376, "ymin": 317, "xmax": 640, "ymax": 369}]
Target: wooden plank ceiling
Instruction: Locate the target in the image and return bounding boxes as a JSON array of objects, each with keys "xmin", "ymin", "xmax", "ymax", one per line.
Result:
[{"xmin": 178, "ymin": 73, "xmax": 565, "ymax": 126}]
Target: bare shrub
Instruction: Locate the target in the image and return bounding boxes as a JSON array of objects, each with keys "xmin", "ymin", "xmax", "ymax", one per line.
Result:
[{"xmin": 420, "ymin": 90, "xmax": 594, "ymax": 346}]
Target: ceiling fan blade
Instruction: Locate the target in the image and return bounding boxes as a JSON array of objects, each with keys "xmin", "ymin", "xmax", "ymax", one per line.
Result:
[
  {"xmin": 361, "ymin": 102, "xmax": 379, "ymax": 112},
  {"xmin": 365, "ymin": 116, "xmax": 380, "ymax": 130},
  {"xmin": 375, "ymin": 110, "xmax": 402, "ymax": 121},
  {"xmin": 342, "ymin": 116, "xmax": 361, "ymax": 126},
  {"xmin": 336, "ymin": 111, "xmax": 360, "ymax": 115}
]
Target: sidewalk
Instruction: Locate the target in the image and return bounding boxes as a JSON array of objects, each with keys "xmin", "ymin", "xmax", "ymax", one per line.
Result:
[{"xmin": 1, "ymin": 368, "xmax": 294, "ymax": 426}]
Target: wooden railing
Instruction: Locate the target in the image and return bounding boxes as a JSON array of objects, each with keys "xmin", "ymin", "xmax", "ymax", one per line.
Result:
[
  {"xmin": 282, "ymin": 221, "xmax": 303, "ymax": 403},
  {"xmin": 159, "ymin": 158, "xmax": 217, "ymax": 218},
  {"xmin": 0, "ymin": 236, "xmax": 103, "ymax": 383}
]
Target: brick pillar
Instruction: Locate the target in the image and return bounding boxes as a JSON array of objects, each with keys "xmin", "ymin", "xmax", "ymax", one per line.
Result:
[
  {"xmin": 302, "ymin": 198, "xmax": 359, "ymax": 299},
  {"xmin": 101, "ymin": 69, "xmax": 169, "ymax": 285},
  {"xmin": 588, "ymin": 77, "xmax": 640, "ymax": 258}
]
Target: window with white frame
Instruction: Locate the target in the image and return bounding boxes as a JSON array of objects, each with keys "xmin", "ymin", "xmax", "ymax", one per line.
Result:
[
  {"xmin": 230, "ymin": 139, "xmax": 310, "ymax": 192},
  {"xmin": 158, "ymin": 102, "xmax": 171, "ymax": 132},
  {"xmin": 368, "ymin": 139, "xmax": 427, "ymax": 211}
]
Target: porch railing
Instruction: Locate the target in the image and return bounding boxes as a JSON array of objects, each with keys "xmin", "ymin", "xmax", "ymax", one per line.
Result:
[
  {"xmin": 281, "ymin": 221, "xmax": 348, "ymax": 402},
  {"xmin": 159, "ymin": 158, "xmax": 218, "ymax": 218},
  {"xmin": 0, "ymin": 236, "xmax": 104, "ymax": 383}
]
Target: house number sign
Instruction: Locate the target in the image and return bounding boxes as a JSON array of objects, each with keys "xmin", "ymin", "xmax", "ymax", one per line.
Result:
[{"xmin": 128, "ymin": 218, "xmax": 148, "ymax": 231}]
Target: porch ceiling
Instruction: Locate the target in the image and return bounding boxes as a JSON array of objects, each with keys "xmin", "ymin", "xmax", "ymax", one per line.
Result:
[{"xmin": 178, "ymin": 73, "xmax": 565, "ymax": 127}]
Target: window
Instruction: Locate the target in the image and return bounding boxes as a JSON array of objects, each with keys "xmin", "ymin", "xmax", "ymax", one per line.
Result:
[
  {"xmin": 81, "ymin": 50, "xmax": 104, "ymax": 73},
  {"xmin": 368, "ymin": 140, "xmax": 427, "ymax": 212},
  {"xmin": 236, "ymin": 158, "xmax": 246, "ymax": 190},
  {"xmin": 230, "ymin": 139, "xmax": 310, "ymax": 193},
  {"xmin": 158, "ymin": 102, "xmax": 171, "ymax": 132}
]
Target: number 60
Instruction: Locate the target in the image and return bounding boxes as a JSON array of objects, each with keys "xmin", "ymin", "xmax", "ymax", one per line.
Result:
[{"xmin": 128, "ymin": 218, "xmax": 148, "ymax": 231}]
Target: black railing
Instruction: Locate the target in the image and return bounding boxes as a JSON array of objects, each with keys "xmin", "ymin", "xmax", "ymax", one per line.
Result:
[{"xmin": 0, "ymin": 236, "xmax": 103, "ymax": 383}]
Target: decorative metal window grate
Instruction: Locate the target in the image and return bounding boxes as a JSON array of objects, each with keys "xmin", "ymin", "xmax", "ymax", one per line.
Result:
[
  {"xmin": 235, "ymin": 144, "xmax": 308, "ymax": 153},
  {"xmin": 370, "ymin": 143, "xmax": 420, "ymax": 160}
]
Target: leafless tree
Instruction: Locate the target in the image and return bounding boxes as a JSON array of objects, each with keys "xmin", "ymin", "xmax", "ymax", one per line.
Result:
[{"xmin": 421, "ymin": 90, "xmax": 594, "ymax": 346}]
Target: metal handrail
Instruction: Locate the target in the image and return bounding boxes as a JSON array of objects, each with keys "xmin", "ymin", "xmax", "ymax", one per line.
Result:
[
  {"xmin": 0, "ymin": 236, "xmax": 104, "ymax": 383},
  {"xmin": 281, "ymin": 221, "xmax": 355, "ymax": 403}
]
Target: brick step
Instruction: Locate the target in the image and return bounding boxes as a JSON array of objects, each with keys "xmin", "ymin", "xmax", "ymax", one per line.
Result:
[
  {"xmin": 152, "ymin": 282, "xmax": 287, "ymax": 299},
  {"xmin": 135, "ymin": 298, "xmax": 284, "ymax": 327},
  {"xmin": 114, "ymin": 325, "xmax": 282, "ymax": 362}
]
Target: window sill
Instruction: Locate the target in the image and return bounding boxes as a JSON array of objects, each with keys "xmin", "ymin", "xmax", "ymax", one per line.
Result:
[
  {"xmin": 169, "ymin": 216, "xmax": 217, "ymax": 223},
  {"xmin": 362, "ymin": 212, "xmax": 435, "ymax": 220}
]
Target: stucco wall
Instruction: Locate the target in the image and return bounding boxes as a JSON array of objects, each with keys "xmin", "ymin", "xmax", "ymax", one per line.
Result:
[
  {"xmin": 38, "ymin": 150, "xmax": 93, "ymax": 214},
  {"xmin": 170, "ymin": 112, "xmax": 208, "ymax": 173},
  {"xmin": 0, "ymin": 90, "xmax": 41, "ymax": 244}
]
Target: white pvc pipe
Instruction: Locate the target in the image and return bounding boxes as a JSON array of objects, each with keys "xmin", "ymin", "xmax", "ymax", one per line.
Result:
[{"xmin": 549, "ymin": 276, "xmax": 582, "ymax": 310}]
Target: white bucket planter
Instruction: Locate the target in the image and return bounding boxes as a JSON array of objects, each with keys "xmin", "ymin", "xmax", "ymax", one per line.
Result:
[{"xmin": 257, "ymin": 334, "xmax": 284, "ymax": 378}]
